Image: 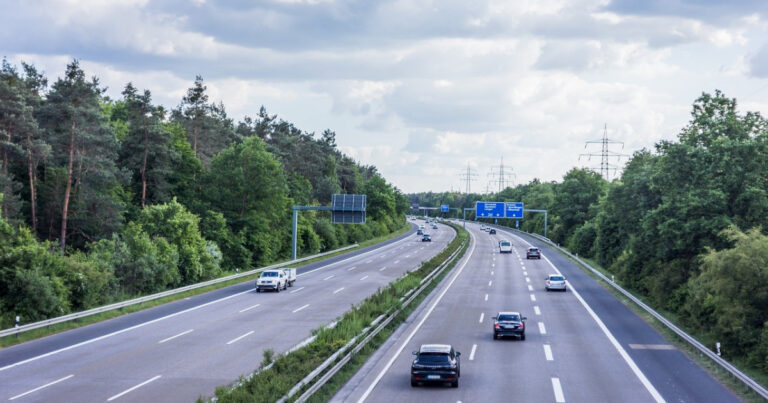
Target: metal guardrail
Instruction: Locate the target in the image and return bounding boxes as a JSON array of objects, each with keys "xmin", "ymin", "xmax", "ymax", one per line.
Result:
[
  {"xmin": 280, "ymin": 225, "xmax": 467, "ymax": 403},
  {"xmin": 0, "ymin": 244, "xmax": 359, "ymax": 338},
  {"xmin": 505, "ymin": 226, "xmax": 768, "ymax": 400}
]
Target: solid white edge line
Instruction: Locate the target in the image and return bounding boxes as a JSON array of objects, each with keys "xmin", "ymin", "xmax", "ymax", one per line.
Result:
[
  {"xmin": 107, "ymin": 375, "xmax": 161, "ymax": 401},
  {"xmin": 292, "ymin": 304, "xmax": 310, "ymax": 313},
  {"xmin": 539, "ymin": 322, "xmax": 547, "ymax": 335},
  {"xmin": 333, "ymin": 287, "xmax": 345, "ymax": 294},
  {"xmin": 551, "ymin": 377, "xmax": 565, "ymax": 403},
  {"xmin": 239, "ymin": 303, "xmax": 261, "ymax": 313},
  {"xmin": 356, "ymin": 232, "xmax": 477, "ymax": 403},
  {"xmin": 469, "ymin": 344, "xmax": 477, "ymax": 361},
  {"xmin": 544, "ymin": 344, "xmax": 554, "ymax": 361},
  {"xmin": 9, "ymin": 374, "xmax": 74, "ymax": 400},
  {"xmin": 479, "ymin": 313, "xmax": 484, "ymax": 323},
  {"xmin": 289, "ymin": 287, "xmax": 305, "ymax": 294},
  {"xmin": 226, "ymin": 330, "xmax": 254, "ymax": 345},
  {"xmin": 158, "ymin": 329, "xmax": 194, "ymax": 344},
  {"xmin": 0, "ymin": 289, "xmax": 252, "ymax": 372},
  {"xmin": 509, "ymin": 232, "xmax": 665, "ymax": 403}
]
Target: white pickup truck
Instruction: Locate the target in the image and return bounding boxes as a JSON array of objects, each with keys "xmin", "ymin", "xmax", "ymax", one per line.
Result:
[{"xmin": 255, "ymin": 268, "xmax": 297, "ymax": 292}]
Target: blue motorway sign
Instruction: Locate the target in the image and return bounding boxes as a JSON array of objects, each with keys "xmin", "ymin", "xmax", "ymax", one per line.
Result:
[
  {"xmin": 505, "ymin": 202, "xmax": 524, "ymax": 219},
  {"xmin": 441, "ymin": 204, "xmax": 450, "ymax": 212},
  {"xmin": 476, "ymin": 201, "xmax": 505, "ymax": 217}
]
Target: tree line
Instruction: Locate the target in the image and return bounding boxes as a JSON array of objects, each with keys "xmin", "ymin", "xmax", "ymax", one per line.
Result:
[
  {"xmin": 410, "ymin": 91, "xmax": 768, "ymax": 378},
  {"xmin": 0, "ymin": 59, "xmax": 408, "ymax": 328}
]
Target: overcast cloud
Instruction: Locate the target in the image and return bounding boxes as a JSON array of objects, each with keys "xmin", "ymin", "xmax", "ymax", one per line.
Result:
[{"xmin": 3, "ymin": 0, "xmax": 768, "ymax": 193}]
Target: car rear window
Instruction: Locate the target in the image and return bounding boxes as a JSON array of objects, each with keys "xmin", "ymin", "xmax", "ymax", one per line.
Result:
[
  {"xmin": 550, "ymin": 276, "xmax": 564, "ymax": 281},
  {"xmin": 500, "ymin": 241, "xmax": 510, "ymax": 246},
  {"xmin": 498, "ymin": 314, "xmax": 520, "ymax": 321},
  {"xmin": 529, "ymin": 248, "xmax": 539, "ymax": 252},
  {"xmin": 417, "ymin": 353, "xmax": 451, "ymax": 363},
  {"xmin": 262, "ymin": 272, "xmax": 278, "ymax": 277}
]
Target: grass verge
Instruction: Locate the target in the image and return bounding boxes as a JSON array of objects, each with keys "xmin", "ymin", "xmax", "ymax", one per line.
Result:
[
  {"xmin": 0, "ymin": 222, "xmax": 412, "ymax": 349},
  {"xmin": 208, "ymin": 222, "xmax": 469, "ymax": 403}
]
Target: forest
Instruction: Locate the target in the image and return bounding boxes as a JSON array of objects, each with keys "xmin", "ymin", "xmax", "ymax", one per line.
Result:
[
  {"xmin": 410, "ymin": 90, "xmax": 768, "ymax": 377},
  {"xmin": 0, "ymin": 59, "xmax": 408, "ymax": 328}
]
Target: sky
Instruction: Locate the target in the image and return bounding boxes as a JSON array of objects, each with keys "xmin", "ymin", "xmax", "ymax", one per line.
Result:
[{"xmin": 3, "ymin": 0, "xmax": 768, "ymax": 194}]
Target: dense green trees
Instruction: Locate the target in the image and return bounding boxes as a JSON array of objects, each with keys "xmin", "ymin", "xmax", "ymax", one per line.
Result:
[{"xmin": 0, "ymin": 60, "xmax": 407, "ymax": 328}]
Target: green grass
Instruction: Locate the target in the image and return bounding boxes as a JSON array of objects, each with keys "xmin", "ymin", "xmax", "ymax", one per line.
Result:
[
  {"xmin": 0, "ymin": 222, "xmax": 412, "ymax": 348},
  {"xmin": 210, "ymin": 222, "xmax": 469, "ymax": 403}
]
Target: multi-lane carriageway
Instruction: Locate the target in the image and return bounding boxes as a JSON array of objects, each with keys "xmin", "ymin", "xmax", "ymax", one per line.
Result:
[
  {"xmin": 0, "ymin": 219, "xmax": 452, "ymax": 402},
  {"xmin": 334, "ymin": 223, "xmax": 740, "ymax": 403}
]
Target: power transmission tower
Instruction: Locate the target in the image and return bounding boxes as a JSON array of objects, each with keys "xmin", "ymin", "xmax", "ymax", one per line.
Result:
[
  {"xmin": 579, "ymin": 124, "xmax": 628, "ymax": 180},
  {"xmin": 458, "ymin": 163, "xmax": 478, "ymax": 194},
  {"xmin": 487, "ymin": 156, "xmax": 516, "ymax": 193}
]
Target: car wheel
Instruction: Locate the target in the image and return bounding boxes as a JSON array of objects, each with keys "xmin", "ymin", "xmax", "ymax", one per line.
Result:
[
  {"xmin": 493, "ymin": 333, "xmax": 498, "ymax": 340},
  {"xmin": 275, "ymin": 285, "xmax": 280, "ymax": 293},
  {"xmin": 256, "ymin": 288, "xmax": 260, "ymax": 293},
  {"xmin": 452, "ymin": 380, "xmax": 459, "ymax": 388},
  {"xmin": 411, "ymin": 380, "xmax": 418, "ymax": 387},
  {"xmin": 521, "ymin": 333, "xmax": 526, "ymax": 341}
]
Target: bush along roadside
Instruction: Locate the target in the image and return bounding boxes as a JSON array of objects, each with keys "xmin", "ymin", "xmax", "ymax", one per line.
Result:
[{"xmin": 208, "ymin": 222, "xmax": 469, "ymax": 403}]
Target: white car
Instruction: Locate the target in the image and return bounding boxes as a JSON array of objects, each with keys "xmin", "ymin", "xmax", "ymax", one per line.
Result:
[
  {"xmin": 545, "ymin": 274, "xmax": 567, "ymax": 292},
  {"xmin": 256, "ymin": 268, "xmax": 295, "ymax": 292},
  {"xmin": 499, "ymin": 240, "xmax": 512, "ymax": 253}
]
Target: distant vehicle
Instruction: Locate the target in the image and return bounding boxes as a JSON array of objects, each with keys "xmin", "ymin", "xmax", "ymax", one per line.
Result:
[
  {"xmin": 256, "ymin": 268, "xmax": 296, "ymax": 292},
  {"xmin": 499, "ymin": 240, "xmax": 512, "ymax": 253},
  {"xmin": 432, "ymin": 224, "xmax": 438, "ymax": 229},
  {"xmin": 417, "ymin": 228, "xmax": 424, "ymax": 235},
  {"xmin": 422, "ymin": 234, "xmax": 432, "ymax": 242},
  {"xmin": 493, "ymin": 312, "xmax": 527, "ymax": 340},
  {"xmin": 489, "ymin": 228, "xmax": 496, "ymax": 234},
  {"xmin": 526, "ymin": 247, "xmax": 541, "ymax": 259},
  {"xmin": 545, "ymin": 274, "xmax": 567, "ymax": 291},
  {"xmin": 411, "ymin": 344, "xmax": 461, "ymax": 387}
]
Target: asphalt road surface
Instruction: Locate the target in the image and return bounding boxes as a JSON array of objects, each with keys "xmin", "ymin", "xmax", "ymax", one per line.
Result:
[
  {"xmin": 333, "ymin": 222, "xmax": 739, "ymax": 403},
  {"xmin": 0, "ymin": 219, "xmax": 454, "ymax": 402}
]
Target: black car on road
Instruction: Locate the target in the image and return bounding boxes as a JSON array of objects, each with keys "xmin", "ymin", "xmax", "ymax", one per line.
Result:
[
  {"xmin": 411, "ymin": 344, "xmax": 461, "ymax": 387},
  {"xmin": 493, "ymin": 311, "xmax": 527, "ymax": 340},
  {"xmin": 489, "ymin": 228, "xmax": 496, "ymax": 234}
]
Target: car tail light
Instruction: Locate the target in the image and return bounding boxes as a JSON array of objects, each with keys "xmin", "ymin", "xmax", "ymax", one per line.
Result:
[
  {"xmin": 494, "ymin": 323, "xmax": 500, "ymax": 329},
  {"xmin": 546, "ymin": 280, "xmax": 550, "ymax": 285},
  {"xmin": 519, "ymin": 322, "xmax": 524, "ymax": 329}
]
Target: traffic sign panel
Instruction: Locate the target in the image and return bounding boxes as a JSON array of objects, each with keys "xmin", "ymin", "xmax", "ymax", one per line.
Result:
[
  {"xmin": 505, "ymin": 202, "xmax": 524, "ymax": 219},
  {"xmin": 476, "ymin": 201, "xmax": 505, "ymax": 217},
  {"xmin": 441, "ymin": 204, "xmax": 450, "ymax": 212}
]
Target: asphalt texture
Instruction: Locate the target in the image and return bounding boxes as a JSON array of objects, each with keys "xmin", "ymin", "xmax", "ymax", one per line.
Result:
[
  {"xmin": 0, "ymin": 219, "xmax": 454, "ymax": 402},
  {"xmin": 332, "ymin": 222, "xmax": 740, "ymax": 403}
]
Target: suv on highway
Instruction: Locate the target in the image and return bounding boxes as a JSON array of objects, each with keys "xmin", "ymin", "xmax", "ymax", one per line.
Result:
[
  {"xmin": 526, "ymin": 247, "xmax": 541, "ymax": 259},
  {"xmin": 493, "ymin": 311, "xmax": 527, "ymax": 340},
  {"xmin": 422, "ymin": 234, "xmax": 432, "ymax": 242},
  {"xmin": 256, "ymin": 269, "xmax": 288, "ymax": 292},
  {"xmin": 411, "ymin": 344, "xmax": 461, "ymax": 387},
  {"xmin": 545, "ymin": 274, "xmax": 567, "ymax": 291}
]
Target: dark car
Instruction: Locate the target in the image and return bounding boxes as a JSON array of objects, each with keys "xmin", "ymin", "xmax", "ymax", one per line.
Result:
[
  {"xmin": 489, "ymin": 228, "xmax": 496, "ymax": 234},
  {"xmin": 422, "ymin": 234, "xmax": 432, "ymax": 242},
  {"xmin": 411, "ymin": 344, "xmax": 461, "ymax": 387},
  {"xmin": 493, "ymin": 312, "xmax": 527, "ymax": 340},
  {"xmin": 526, "ymin": 247, "xmax": 541, "ymax": 259},
  {"xmin": 417, "ymin": 228, "xmax": 423, "ymax": 235}
]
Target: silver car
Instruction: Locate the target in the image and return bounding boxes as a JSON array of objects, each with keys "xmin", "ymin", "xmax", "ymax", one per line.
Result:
[{"xmin": 545, "ymin": 274, "xmax": 567, "ymax": 291}]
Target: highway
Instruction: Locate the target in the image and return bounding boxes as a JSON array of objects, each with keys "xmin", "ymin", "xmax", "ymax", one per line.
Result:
[
  {"xmin": 0, "ymin": 219, "xmax": 454, "ymax": 402},
  {"xmin": 333, "ymin": 222, "xmax": 740, "ymax": 403}
]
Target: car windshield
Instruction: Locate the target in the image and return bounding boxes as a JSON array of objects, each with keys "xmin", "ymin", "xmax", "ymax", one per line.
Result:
[
  {"xmin": 497, "ymin": 314, "xmax": 520, "ymax": 322},
  {"xmin": 261, "ymin": 272, "xmax": 278, "ymax": 277},
  {"xmin": 417, "ymin": 353, "xmax": 451, "ymax": 364},
  {"xmin": 500, "ymin": 242, "xmax": 510, "ymax": 246},
  {"xmin": 550, "ymin": 276, "xmax": 564, "ymax": 281}
]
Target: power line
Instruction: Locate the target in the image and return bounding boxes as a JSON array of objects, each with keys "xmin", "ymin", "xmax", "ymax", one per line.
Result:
[
  {"xmin": 458, "ymin": 163, "xmax": 478, "ymax": 194},
  {"xmin": 579, "ymin": 124, "xmax": 628, "ymax": 180},
  {"xmin": 487, "ymin": 156, "xmax": 516, "ymax": 193}
]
